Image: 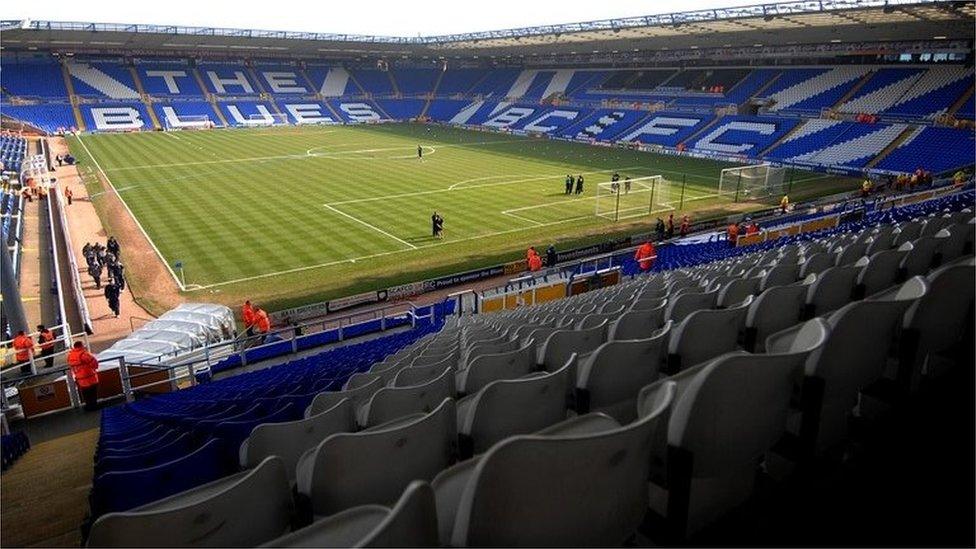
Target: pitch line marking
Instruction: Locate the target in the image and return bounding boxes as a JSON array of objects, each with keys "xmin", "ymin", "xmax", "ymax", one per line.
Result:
[
  {"xmin": 322, "ymin": 204, "xmax": 418, "ymax": 250},
  {"xmin": 76, "ymin": 135, "xmax": 187, "ymax": 292}
]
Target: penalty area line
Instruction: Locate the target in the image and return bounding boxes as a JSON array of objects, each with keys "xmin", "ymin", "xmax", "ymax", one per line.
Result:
[{"xmin": 322, "ymin": 204, "xmax": 418, "ymax": 250}]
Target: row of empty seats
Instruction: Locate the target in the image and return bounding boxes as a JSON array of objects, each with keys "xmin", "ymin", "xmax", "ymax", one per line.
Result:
[{"xmin": 85, "ymin": 189, "xmax": 974, "ymax": 546}]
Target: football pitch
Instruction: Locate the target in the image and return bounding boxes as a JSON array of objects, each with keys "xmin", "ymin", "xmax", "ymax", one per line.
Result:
[{"xmin": 68, "ymin": 123, "xmax": 856, "ymax": 310}]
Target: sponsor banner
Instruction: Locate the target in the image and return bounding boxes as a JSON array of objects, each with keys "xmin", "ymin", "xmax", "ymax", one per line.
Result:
[
  {"xmin": 800, "ymin": 214, "xmax": 841, "ymax": 234},
  {"xmin": 504, "ymin": 260, "xmax": 527, "ymax": 276},
  {"xmin": 327, "ymin": 290, "xmax": 387, "ymax": 313},
  {"xmin": 270, "ymin": 300, "xmax": 330, "ymax": 323},
  {"xmin": 387, "ymin": 281, "xmax": 427, "ymax": 301},
  {"xmin": 429, "ymin": 265, "xmax": 505, "ymax": 291}
]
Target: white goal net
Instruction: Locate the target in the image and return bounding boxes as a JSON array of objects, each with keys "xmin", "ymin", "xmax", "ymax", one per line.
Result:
[
  {"xmin": 164, "ymin": 115, "xmax": 213, "ymax": 131},
  {"xmin": 240, "ymin": 113, "xmax": 290, "ymax": 127},
  {"xmin": 718, "ymin": 163, "xmax": 786, "ymax": 202},
  {"xmin": 595, "ymin": 175, "xmax": 668, "ymax": 222}
]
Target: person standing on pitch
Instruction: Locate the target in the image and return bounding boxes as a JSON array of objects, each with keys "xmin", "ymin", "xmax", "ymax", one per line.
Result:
[
  {"xmin": 67, "ymin": 341, "xmax": 100, "ymax": 411},
  {"xmin": 565, "ymin": 175, "xmax": 573, "ymax": 195},
  {"xmin": 434, "ymin": 213, "xmax": 444, "ymax": 239},
  {"xmin": 624, "ymin": 176, "xmax": 632, "ymax": 194},
  {"xmin": 417, "ymin": 145, "xmax": 423, "ymax": 161},
  {"xmin": 575, "ymin": 174, "xmax": 584, "ymax": 195},
  {"xmin": 431, "ymin": 212, "xmax": 440, "ymax": 238}
]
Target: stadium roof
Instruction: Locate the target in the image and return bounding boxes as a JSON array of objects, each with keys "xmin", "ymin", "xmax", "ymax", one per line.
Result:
[{"xmin": 1, "ymin": 0, "xmax": 972, "ymax": 60}]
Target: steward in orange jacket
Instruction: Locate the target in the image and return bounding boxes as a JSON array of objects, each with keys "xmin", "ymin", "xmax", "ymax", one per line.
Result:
[
  {"xmin": 242, "ymin": 300, "xmax": 255, "ymax": 336},
  {"xmin": 634, "ymin": 241, "xmax": 657, "ymax": 271},
  {"xmin": 12, "ymin": 331, "xmax": 34, "ymax": 374},
  {"xmin": 528, "ymin": 253, "xmax": 543, "ymax": 272},
  {"xmin": 253, "ymin": 307, "xmax": 271, "ymax": 334},
  {"xmin": 37, "ymin": 325, "xmax": 56, "ymax": 369},
  {"xmin": 67, "ymin": 342, "xmax": 100, "ymax": 411}
]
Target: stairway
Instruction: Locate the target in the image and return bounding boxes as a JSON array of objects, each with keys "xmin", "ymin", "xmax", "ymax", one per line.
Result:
[
  {"xmin": 59, "ymin": 62, "xmax": 85, "ymax": 131},
  {"xmin": 946, "ymin": 83, "xmax": 975, "ymax": 119},
  {"xmin": 192, "ymin": 68, "xmax": 229, "ymax": 127},
  {"xmin": 129, "ymin": 66, "xmax": 161, "ymax": 129},
  {"xmin": 831, "ymin": 69, "xmax": 876, "ymax": 109},
  {"xmin": 864, "ymin": 125, "xmax": 918, "ymax": 170},
  {"xmin": 420, "ymin": 69, "xmax": 446, "ymax": 118}
]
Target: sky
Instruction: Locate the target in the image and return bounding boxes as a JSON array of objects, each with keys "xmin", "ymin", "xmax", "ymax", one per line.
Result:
[{"xmin": 3, "ymin": 0, "xmax": 763, "ymax": 37}]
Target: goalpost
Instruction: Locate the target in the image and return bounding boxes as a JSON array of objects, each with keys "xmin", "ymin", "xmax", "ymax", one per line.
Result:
[
  {"xmin": 717, "ymin": 163, "xmax": 786, "ymax": 202},
  {"xmin": 594, "ymin": 175, "xmax": 670, "ymax": 222},
  {"xmin": 240, "ymin": 113, "xmax": 290, "ymax": 127},
  {"xmin": 164, "ymin": 115, "xmax": 214, "ymax": 131}
]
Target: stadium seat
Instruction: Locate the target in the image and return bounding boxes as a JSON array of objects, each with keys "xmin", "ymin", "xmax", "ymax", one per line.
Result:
[
  {"xmin": 717, "ymin": 277, "xmax": 762, "ymax": 308},
  {"xmin": 433, "ymin": 387, "xmax": 674, "ymax": 547},
  {"xmin": 803, "ymin": 265, "xmax": 861, "ymax": 318},
  {"xmin": 240, "ymin": 399, "xmax": 356, "ymax": 480},
  {"xmin": 665, "ymin": 290, "xmax": 718, "ymax": 323},
  {"xmin": 456, "ymin": 355, "xmax": 574, "ymax": 458},
  {"xmin": 609, "ymin": 299, "xmax": 668, "ymax": 340},
  {"xmin": 358, "ymin": 368, "xmax": 455, "ymax": 428},
  {"xmin": 854, "ymin": 249, "xmax": 908, "ymax": 298},
  {"xmin": 307, "ymin": 378, "xmax": 384, "ymax": 418},
  {"xmin": 539, "ymin": 320, "xmax": 609, "ymax": 374},
  {"xmin": 87, "ymin": 457, "xmax": 293, "ymax": 548},
  {"xmin": 575, "ymin": 323, "xmax": 671, "ymax": 422},
  {"xmin": 391, "ymin": 359, "xmax": 454, "ymax": 388},
  {"xmin": 667, "ymin": 297, "xmax": 752, "ymax": 373},
  {"xmin": 263, "ymin": 481, "xmax": 438, "ymax": 548},
  {"xmin": 297, "ymin": 398, "xmax": 456, "ymax": 516},
  {"xmin": 456, "ymin": 341, "xmax": 536, "ymax": 396},
  {"xmin": 899, "ymin": 237, "xmax": 944, "ymax": 278}
]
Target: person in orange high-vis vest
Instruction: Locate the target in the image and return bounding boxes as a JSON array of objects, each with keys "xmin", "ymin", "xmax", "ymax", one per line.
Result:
[
  {"xmin": 37, "ymin": 325, "xmax": 56, "ymax": 369},
  {"xmin": 252, "ymin": 306, "xmax": 271, "ymax": 342},
  {"xmin": 67, "ymin": 341, "xmax": 100, "ymax": 411},
  {"xmin": 242, "ymin": 300, "xmax": 255, "ymax": 337},
  {"xmin": 12, "ymin": 330, "xmax": 34, "ymax": 375},
  {"xmin": 634, "ymin": 241, "xmax": 657, "ymax": 272},
  {"xmin": 528, "ymin": 253, "xmax": 543, "ymax": 272}
]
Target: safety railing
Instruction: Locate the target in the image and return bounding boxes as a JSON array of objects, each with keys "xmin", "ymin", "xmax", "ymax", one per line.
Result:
[{"xmin": 50, "ymin": 179, "xmax": 94, "ymax": 333}]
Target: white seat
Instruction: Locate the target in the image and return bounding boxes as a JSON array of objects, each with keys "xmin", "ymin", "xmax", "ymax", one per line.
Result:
[
  {"xmin": 578, "ymin": 312, "xmax": 620, "ymax": 330},
  {"xmin": 575, "ymin": 322, "xmax": 671, "ymax": 423},
  {"xmin": 667, "ymin": 296, "xmax": 752, "ymax": 373},
  {"xmin": 899, "ymin": 236, "xmax": 943, "ymax": 278},
  {"xmin": 88, "ymin": 457, "xmax": 293, "ymax": 548},
  {"xmin": 297, "ymin": 398, "xmax": 457, "ymax": 517},
  {"xmin": 898, "ymin": 258, "xmax": 975, "ymax": 391},
  {"xmin": 539, "ymin": 320, "xmax": 608, "ymax": 375},
  {"xmin": 744, "ymin": 282, "xmax": 808, "ymax": 352},
  {"xmin": 391, "ymin": 356, "xmax": 454, "ymax": 388},
  {"xmin": 456, "ymin": 355, "xmax": 574, "ymax": 458},
  {"xmin": 798, "ymin": 252, "xmax": 834, "ymax": 278},
  {"xmin": 804, "ymin": 265, "xmax": 860, "ymax": 318},
  {"xmin": 262, "ymin": 481, "xmax": 438, "ymax": 548},
  {"xmin": 892, "ymin": 220, "xmax": 924, "ymax": 246},
  {"xmin": 242, "ymin": 399, "xmax": 356, "ymax": 482},
  {"xmin": 717, "ymin": 277, "xmax": 761, "ymax": 308},
  {"xmin": 937, "ymin": 223, "xmax": 974, "ymax": 262},
  {"xmin": 767, "ymin": 278, "xmax": 926, "ymax": 456},
  {"xmin": 854, "ymin": 249, "xmax": 907, "ymax": 298},
  {"xmin": 359, "ymin": 368, "xmax": 455, "ymax": 428},
  {"xmin": 432, "ymin": 390, "xmax": 674, "ymax": 547},
  {"xmin": 665, "ymin": 290, "xmax": 718, "ymax": 323},
  {"xmin": 456, "ymin": 340, "xmax": 537, "ymax": 396},
  {"xmin": 834, "ymin": 241, "xmax": 869, "ymax": 266},
  {"xmin": 307, "ymin": 378, "xmax": 384, "ymax": 418},
  {"xmin": 759, "ymin": 262, "xmax": 799, "ymax": 291},
  {"xmin": 610, "ymin": 301, "xmax": 667, "ymax": 340},
  {"xmin": 655, "ymin": 323, "xmax": 828, "ymax": 537},
  {"xmin": 462, "ymin": 338, "xmax": 520, "ymax": 368},
  {"xmin": 920, "ymin": 216, "xmax": 952, "ymax": 238}
]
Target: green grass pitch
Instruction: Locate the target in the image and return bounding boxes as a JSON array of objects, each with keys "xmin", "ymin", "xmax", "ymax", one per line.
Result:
[{"xmin": 67, "ymin": 123, "xmax": 856, "ymax": 311}]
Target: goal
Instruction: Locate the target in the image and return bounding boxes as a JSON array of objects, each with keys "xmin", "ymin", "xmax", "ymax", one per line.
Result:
[
  {"xmin": 594, "ymin": 175, "xmax": 669, "ymax": 222},
  {"xmin": 240, "ymin": 113, "xmax": 290, "ymax": 127},
  {"xmin": 164, "ymin": 115, "xmax": 214, "ymax": 131},
  {"xmin": 718, "ymin": 163, "xmax": 786, "ymax": 202}
]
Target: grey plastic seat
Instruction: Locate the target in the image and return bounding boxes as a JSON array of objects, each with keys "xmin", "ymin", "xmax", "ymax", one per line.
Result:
[
  {"xmin": 456, "ymin": 340, "xmax": 536, "ymax": 396},
  {"xmin": 798, "ymin": 252, "xmax": 834, "ymax": 279},
  {"xmin": 717, "ymin": 277, "xmax": 761, "ymax": 308},
  {"xmin": 359, "ymin": 368, "xmax": 455, "ymax": 428},
  {"xmin": 759, "ymin": 262, "xmax": 799, "ymax": 291},
  {"xmin": 463, "ymin": 338, "xmax": 520, "ymax": 368},
  {"xmin": 346, "ymin": 360, "xmax": 409, "ymax": 390},
  {"xmin": 539, "ymin": 320, "xmax": 608, "ymax": 375},
  {"xmin": 262, "ymin": 481, "xmax": 438, "ymax": 548},
  {"xmin": 432, "ymin": 390, "xmax": 674, "ymax": 547},
  {"xmin": 767, "ymin": 278, "xmax": 926, "ymax": 457},
  {"xmin": 665, "ymin": 290, "xmax": 718, "ymax": 323},
  {"xmin": 578, "ymin": 312, "xmax": 620, "ymax": 330},
  {"xmin": 456, "ymin": 355, "xmax": 574, "ymax": 458},
  {"xmin": 864, "ymin": 225, "xmax": 897, "ymax": 256},
  {"xmin": 854, "ymin": 249, "xmax": 907, "ymax": 298},
  {"xmin": 610, "ymin": 302, "xmax": 667, "ymax": 341},
  {"xmin": 297, "ymin": 398, "xmax": 457, "ymax": 517},
  {"xmin": 242, "ymin": 399, "xmax": 356, "ymax": 482},
  {"xmin": 412, "ymin": 348, "xmax": 459, "ymax": 368},
  {"xmin": 653, "ymin": 323, "xmax": 828, "ymax": 537},
  {"xmin": 667, "ymin": 296, "xmax": 751, "ymax": 373},
  {"xmin": 937, "ymin": 223, "xmax": 975, "ymax": 262},
  {"xmin": 804, "ymin": 265, "xmax": 860, "ymax": 318},
  {"xmin": 744, "ymin": 282, "xmax": 808, "ymax": 352},
  {"xmin": 575, "ymin": 322, "xmax": 671, "ymax": 423},
  {"xmin": 88, "ymin": 457, "xmax": 293, "ymax": 548},
  {"xmin": 893, "ymin": 220, "xmax": 924, "ymax": 246},
  {"xmin": 897, "ymin": 259, "xmax": 975, "ymax": 392},
  {"xmin": 307, "ymin": 378, "xmax": 384, "ymax": 418},
  {"xmin": 899, "ymin": 236, "xmax": 944, "ymax": 278},
  {"xmin": 834, "ymin": 241, "xmax": 869, "ymax": 266},
  {"xmin": 391, "ymin": 356, "xmax": 454, "ymax": 388},
  {"xmin": 920, "ymin": 216, "xmax": 952, "ymax": 238}
]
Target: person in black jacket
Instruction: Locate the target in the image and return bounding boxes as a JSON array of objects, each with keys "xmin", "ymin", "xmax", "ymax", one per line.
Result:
[
  {"xmin": 105, "ymin": 282, "xmax": 121, "ymax": 318},
  {"xmin": 546, "ymin": 245, "xmax": 558, "ymax": 267}
]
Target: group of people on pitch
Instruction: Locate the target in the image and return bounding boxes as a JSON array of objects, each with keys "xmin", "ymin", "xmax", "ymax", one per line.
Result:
[{"xmin": 431, "ymin": 212, "xmax": 445, "ymax": 239}]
